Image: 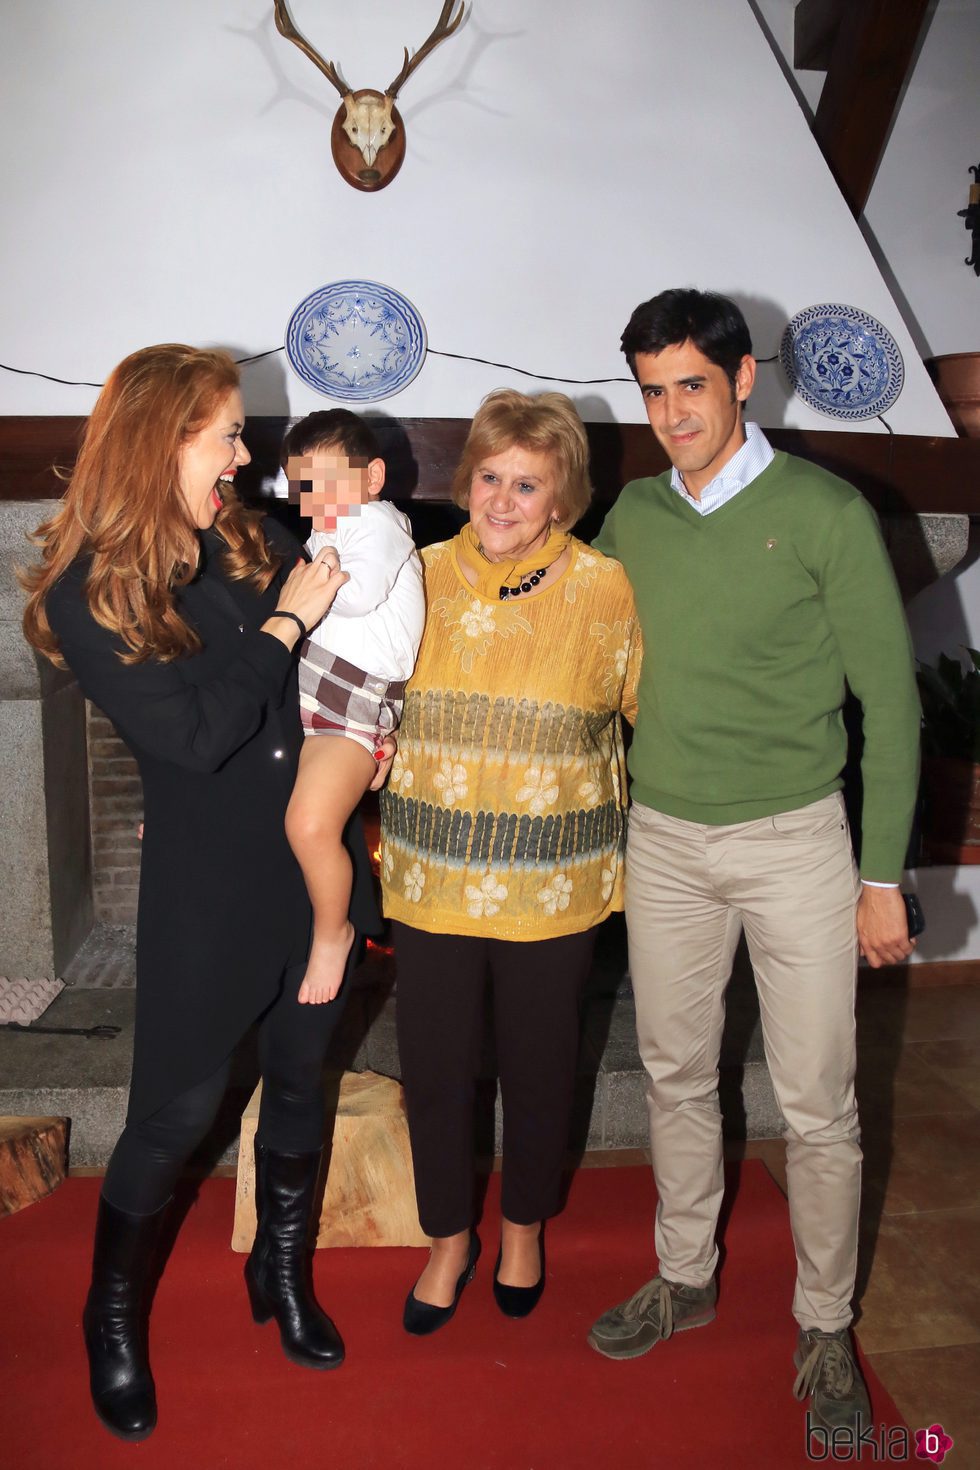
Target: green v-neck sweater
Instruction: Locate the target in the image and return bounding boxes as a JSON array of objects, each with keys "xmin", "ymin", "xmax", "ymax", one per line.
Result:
[{"xmin": 594, "ymin": 451, "xmax": 920, "ymax": 882}]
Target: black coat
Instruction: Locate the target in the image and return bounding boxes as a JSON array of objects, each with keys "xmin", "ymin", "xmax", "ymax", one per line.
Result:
[{"xmin": 46, "ymin": 517, "xmax": 378, "ymax": 1124}]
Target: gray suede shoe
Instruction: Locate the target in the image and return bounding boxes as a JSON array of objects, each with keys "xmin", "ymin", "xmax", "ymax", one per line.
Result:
[
  {"xmin": 793, "ymin": 1327, "xmax": 871, "ymax": 1435},
  {"xmin": 587, "ymin": 1274, "xmax": 717, "ymax": 1360}
]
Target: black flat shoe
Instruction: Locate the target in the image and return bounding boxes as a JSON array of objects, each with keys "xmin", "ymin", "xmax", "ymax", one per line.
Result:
[
  {"xmin": 403, "ymin": 1234, "xmax": 481, "ymax": 1336},
  {"xmin": 492, "ymin": 1238, "xmax": 545, "ymax": 1318}
]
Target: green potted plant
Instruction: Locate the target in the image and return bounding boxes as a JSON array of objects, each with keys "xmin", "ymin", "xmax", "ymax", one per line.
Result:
[{"xmin": 917, "ymin": 647, "xmax": 980, "ymax": 863}]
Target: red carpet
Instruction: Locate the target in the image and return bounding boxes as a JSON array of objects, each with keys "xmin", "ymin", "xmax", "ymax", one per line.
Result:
[{"xmin": 1, "ymin": 1163, "xmax": 913, "ymax": 1469}]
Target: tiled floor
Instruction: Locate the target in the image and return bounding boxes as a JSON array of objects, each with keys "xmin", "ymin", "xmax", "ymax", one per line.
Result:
[
  {"xmin": 62, "ymin": 921, "xmax": 136, "ymax": 988},
  {"xmin": 854, "ymin": 983, "xmax": 980, "ymax": 1464},
  {"xmin": 680, "ymin": 982, "xmax": 980, "ymax": 1466},
  {"xmin": 578, "ymin": 983, "xmax": 980, "ymax": 1463}
]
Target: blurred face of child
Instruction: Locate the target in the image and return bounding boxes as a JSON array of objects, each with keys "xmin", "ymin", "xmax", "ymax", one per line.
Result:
[{"xmin": 288, "ymin": 445, "xmax": 385, "ymax": 532}]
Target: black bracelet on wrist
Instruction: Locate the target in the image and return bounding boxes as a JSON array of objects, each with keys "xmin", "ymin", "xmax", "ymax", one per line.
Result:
[{"xmin": 266, "ymin": 611, "xmax": 308, "ymax": 640}]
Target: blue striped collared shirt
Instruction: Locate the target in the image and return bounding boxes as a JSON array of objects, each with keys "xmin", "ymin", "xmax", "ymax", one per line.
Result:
[{"xmin": 670, "ymin": 420, "xmax": 774, "ymax": 515}]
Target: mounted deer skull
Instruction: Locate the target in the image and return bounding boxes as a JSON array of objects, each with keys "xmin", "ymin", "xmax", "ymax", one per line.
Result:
[{"xmin": 273, "ymin": 0, "xmax": 465, "ymax": 192}]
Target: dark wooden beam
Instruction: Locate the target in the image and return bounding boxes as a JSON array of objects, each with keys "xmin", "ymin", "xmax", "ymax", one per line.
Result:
[
  {"xmin": 794, "ymin": 0, "xmax": 846, "ymax": 71},
  {"xmin": 813, "ymin": 0, "xmax": 932, "ymax": 217},
  {"xmin": 2, "ymin": 416, "xmax": 977, "ymax": 517},
  {"xmin": 0, "ymin": 417, "xmax": 83, "ymax": 500}
]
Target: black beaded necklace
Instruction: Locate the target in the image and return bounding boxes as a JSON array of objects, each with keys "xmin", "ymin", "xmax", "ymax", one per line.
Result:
[{"xmin": 499, "ymin": 568, "xmax": 548, "ymax": 599}]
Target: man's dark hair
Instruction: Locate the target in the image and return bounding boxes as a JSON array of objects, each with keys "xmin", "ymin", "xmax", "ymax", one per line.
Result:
[
  {"xmin": 620, "ymin": 288, "xmax": 753, "ymax": 389},
  {"xmin": 280, "ymin": 408, "xmax": 380, "ymax": 467}
]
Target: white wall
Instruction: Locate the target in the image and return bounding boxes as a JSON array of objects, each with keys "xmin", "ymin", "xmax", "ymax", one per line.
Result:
[
  {"xmin": 750, "ymin": 0, "xmax": 825, "ymax": 118},
  {"xmin": 0, "ymin": 0, "xmax": 953, "ymax": 433},
  {"xmin": 864, "ymin": 0, "xmax": 980, "ymax": 360},
  {"xmin": 753, "ymin": 0, "xmax": 980, "ymax": 362},
  {"xmin": 3, "ymin": 1, "xmax": 975, "ymax": 959}
]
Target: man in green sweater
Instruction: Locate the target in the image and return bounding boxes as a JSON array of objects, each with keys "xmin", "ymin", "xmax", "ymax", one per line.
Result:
[{"xmin": 588, "ymin": 288, "xmax": 920, "ymax": 1438}]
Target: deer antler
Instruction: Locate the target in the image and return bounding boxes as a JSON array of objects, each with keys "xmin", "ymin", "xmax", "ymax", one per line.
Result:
[
  {"xmin": 273, "ymin": 0, "xmax": 351, "ymax": 99},
  {"xmin": 386, "ymin": 0, "xmax": 465, "ymax": 99}
]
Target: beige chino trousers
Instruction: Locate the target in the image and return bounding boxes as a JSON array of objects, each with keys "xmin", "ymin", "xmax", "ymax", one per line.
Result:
[{"xmin": 625, "ymin": 791, "xmax": 862, "ymax": 1332}]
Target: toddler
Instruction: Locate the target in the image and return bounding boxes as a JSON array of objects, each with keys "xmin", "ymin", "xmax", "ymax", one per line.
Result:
[{"xmin": 282, "ymin": 410, "xmax": 424, "ymax": 1004}]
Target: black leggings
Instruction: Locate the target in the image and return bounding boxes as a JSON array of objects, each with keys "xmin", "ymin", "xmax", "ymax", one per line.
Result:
[{"xmin": 102, "ymin": 962, "xmax": 350, "ymax": 1216}]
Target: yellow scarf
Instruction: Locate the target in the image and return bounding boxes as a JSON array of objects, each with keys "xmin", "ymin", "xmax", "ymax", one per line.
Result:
[{"xmin": 456, "ymin": 521, "xmax": 571, "ymax": 600}]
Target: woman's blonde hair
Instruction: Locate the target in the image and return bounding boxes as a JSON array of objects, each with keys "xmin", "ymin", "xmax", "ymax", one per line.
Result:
[
  {"xmin": 451, "ymin": 389, "xmax": 592, "ymax": 530},
  {"xmin": 22, "ymin": 343, "xmax": 281, "ymax": 666}
]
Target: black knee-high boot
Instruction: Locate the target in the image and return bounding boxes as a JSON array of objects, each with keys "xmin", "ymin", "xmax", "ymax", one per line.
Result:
[
  {"xmin": 82, "ymin": 1194, "xmax": 169, "ymax": 1441},
  {"xmin": 243, "ymin": 1144, "xmax": 344, "ymax": 1369}
]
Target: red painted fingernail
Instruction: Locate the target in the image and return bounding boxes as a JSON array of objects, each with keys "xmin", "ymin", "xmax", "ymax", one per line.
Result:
[{"xmin": 374, "ymin": 750, "xmax": 385, "ymax": 761}]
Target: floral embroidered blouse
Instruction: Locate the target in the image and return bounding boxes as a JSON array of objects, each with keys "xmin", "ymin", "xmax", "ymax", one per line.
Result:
[{"xmin": 379, "ymin": 536, "xmax": 642, "ymax": 940}]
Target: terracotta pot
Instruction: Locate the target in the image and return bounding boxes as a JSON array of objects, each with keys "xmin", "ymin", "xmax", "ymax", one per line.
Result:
[
  {"xmin": 926, "ymin": 353, "xmax": 980, "ymax": 438},
  {"xmin": 923, "ymin": 755, "xmax": 980, "ymax": 863}
]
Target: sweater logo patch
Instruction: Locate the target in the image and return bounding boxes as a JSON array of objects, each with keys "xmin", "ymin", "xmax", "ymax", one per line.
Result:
[{"xmin": 766, "ymin": 538, "xmax": 778, "ymax": 550}]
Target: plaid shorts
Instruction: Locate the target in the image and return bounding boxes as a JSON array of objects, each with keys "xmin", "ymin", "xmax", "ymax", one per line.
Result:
[{"xmin": 298, "ymin": 641, "xmax": 406, "ymax": 755}]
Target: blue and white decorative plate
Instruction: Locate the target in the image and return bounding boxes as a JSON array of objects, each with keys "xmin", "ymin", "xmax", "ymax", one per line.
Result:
[
  {"xmin": 779, "ymin": 303, "xmax": 904, "ymax": 421},
  {"xmin": 285, "ymin": 280, "xmax": 427, "ymax": 402}
]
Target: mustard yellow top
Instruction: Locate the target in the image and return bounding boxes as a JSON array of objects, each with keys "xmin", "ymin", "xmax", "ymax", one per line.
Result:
[{"xmin": 379, "ymin": 535, "xmax": 642, "ymax": 940}]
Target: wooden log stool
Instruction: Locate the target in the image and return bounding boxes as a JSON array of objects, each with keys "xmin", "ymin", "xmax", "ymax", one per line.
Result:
[
  {"xmin": 232, "ymin": 1070, "xmax": 428, "ymax": 1251},
  {"xmin": 0, "ymin": 1116, "xmax": 68, "ymax": 1217}
]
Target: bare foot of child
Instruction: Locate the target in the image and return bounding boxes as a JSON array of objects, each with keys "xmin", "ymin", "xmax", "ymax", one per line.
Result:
[{"xmin": 298, "ymin": 921, "xmax": 356, "ymax": 1004}]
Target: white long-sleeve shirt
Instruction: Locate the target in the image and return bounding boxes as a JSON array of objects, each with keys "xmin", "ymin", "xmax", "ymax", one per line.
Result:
[{"xmin": 305, "ymin": 501, "xmax": 425, "ymax": 682}]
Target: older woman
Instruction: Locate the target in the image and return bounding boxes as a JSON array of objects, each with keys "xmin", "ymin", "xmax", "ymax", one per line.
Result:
[
  {"xmin": 380, "ymin": 389, "xmax": 641, "ymax": 1332},
  {"xmin": 22, "ymin": 345, "xmax": 383, "ymax": 1440}
]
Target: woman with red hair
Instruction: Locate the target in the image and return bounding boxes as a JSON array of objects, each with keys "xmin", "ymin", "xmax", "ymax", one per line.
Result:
[{"xmin": 23, "ymin": 344, "xmax": 382, "ymax": 1441}]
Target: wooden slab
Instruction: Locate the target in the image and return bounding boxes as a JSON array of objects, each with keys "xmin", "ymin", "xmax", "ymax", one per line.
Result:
[
  {"xmin": 4, "ymin": 414, "xmax": 979, "ymax": 515},
  {"xmin": 0, "ymin": 1116, "xmax": 68, "ymax": 1217},
  {"xmin": 232, "ymin": 1072, "xmax": 428, "ymax": 1252}
]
